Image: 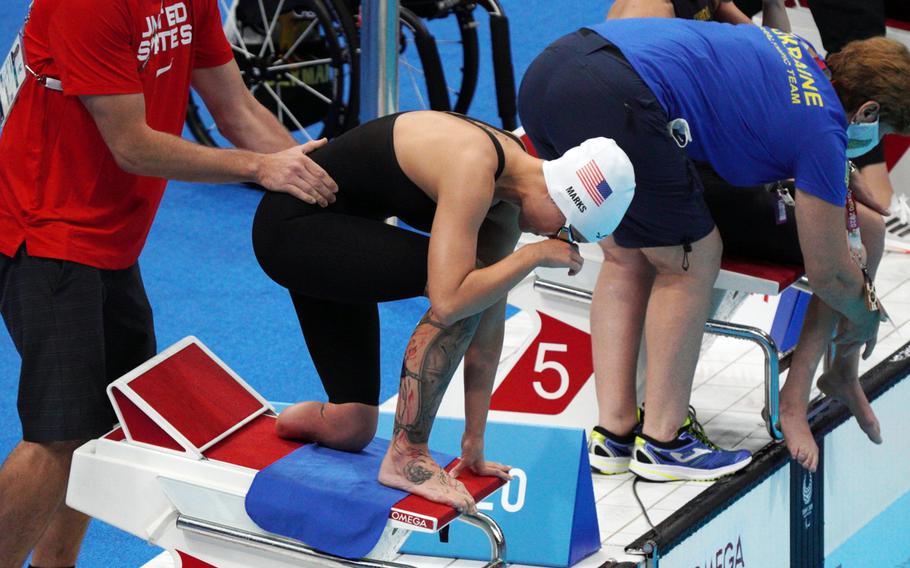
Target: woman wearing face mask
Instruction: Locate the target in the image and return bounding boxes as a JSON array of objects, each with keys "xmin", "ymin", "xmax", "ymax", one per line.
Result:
[{"xmin": 519, "ymin": 21, "xmax": 909, "ymax": 480}]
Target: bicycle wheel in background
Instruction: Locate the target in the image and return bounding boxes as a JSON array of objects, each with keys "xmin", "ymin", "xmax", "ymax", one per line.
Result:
[{"xmin": 186, "ymin": 0, "xmax": 358, "ymax": 147}]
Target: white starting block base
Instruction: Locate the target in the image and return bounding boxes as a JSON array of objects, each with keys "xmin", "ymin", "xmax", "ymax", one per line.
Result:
[{"xmin": 67, "ymin": 338, "xmax": 507, "ymax": 568}]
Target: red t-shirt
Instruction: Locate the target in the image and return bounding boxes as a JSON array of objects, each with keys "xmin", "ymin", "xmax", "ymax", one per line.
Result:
[{"xmin": 0, "ymin": 0, "xmax": 233, "ymax": 269}]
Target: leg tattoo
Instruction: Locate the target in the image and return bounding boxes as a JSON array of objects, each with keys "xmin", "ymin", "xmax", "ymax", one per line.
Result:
[{"xmin": 393, "ymin": 310, "xmax": 482, "ymax": 445}]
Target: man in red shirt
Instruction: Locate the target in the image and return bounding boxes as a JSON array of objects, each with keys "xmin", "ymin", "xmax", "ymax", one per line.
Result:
[{"xmin": 0, "ymin": 1, "xmax": 338, "ymax": 566}]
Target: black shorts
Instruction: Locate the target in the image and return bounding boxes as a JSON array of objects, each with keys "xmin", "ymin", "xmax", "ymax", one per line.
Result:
[
  {"xmin": 0, "ymin": 247, "xmax": 156, "ymax": 442},
  {"xmin": 518, "ymin": 30, "xmax": 715, "ymax": 249}
]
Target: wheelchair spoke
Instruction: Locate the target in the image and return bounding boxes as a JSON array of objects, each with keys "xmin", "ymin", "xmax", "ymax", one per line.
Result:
[
  {"xmin": 230, "ymin": 43, "xmax": 255, "ymax": 59},
  {"xmin": 261, "ymin": 82, "xmax": 313, "ymax": 140},
  {"xmin": 188, "ymin": 0, "xmax": 354, "ymax": 147},
  {"xmin": 401, "ymin": 57, "xmax": 455, "ymax": 93},
  {"xmin": 274, "ymin": 18, "xmax": 319, "ymax": 65},
  {"xmin": 401, "ymin": 55, "xmax": 428, "ymax": 109},
  {"xmin": 256, "ymin": 0, "xmax": 277, "ymax": 57},
  {"xmin": 258, "ymin": 0, "xmax": 286, "ymax": 59},
  {"xmin": 221, "ymin": 0, "xmax": 251, "ymax": 57},
  {"xmin": 402, "ymin": 58, "xmax": 461, "ymax": 98},
  {"xmin": 400, "ymin": 58, "xmax": 426, "ymax": 76},
  {"xmin": 277, "ymin": 83, "xmax": 283, "ymax": 124},
  {"xmin": 268, "ymin": 58, "xmax": 333, "ymax": 72},
  {"xmin": 283, "ymin": 72, "xmax": 333, "ymax": 105}
]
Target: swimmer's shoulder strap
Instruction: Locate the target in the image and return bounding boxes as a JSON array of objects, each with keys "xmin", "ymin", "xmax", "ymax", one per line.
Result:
[{"xmin": 445, "ymin": 111, "xmax": 524, "ymax": 180}]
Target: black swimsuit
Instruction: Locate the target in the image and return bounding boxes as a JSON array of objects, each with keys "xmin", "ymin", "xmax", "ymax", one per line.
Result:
[{"xmin": 252, "ymin": 112, "xmax": 519, "ymax": 405}]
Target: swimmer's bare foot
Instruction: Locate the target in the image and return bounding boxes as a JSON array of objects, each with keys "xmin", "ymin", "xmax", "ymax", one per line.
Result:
[
  {"xmin": 780, "ymin": 403, "xmax": 819, "ymax": 472},
  {"xmin": 818, "ymin": 370, "xmax": 883, "ymax": 444},
  {"xmin": 379, "ymin": 438, "xmax": 476, "ymax": 514}
]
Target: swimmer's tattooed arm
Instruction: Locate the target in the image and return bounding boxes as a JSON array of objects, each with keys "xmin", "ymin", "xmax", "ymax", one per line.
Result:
[{"xmin": 393, "ymin": 309, "xmax": 483, "ymax": 445}]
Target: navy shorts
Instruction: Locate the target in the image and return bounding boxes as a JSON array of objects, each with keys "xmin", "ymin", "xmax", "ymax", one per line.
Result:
[
  {"xmin": 518, "ymin": 29, "xmax": 715, "ymax": 249},
  {"xmin": 0, "ymin": 247, "xmax": 156, "ymax": 442}
]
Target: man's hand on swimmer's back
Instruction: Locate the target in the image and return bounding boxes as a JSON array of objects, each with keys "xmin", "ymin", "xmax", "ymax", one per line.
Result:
[{"xmin": 255, "ymin": 138, "xmax": 339, "ymax": 206}]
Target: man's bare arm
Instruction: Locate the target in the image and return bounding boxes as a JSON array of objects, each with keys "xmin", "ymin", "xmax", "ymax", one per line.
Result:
[
  {"xmin": 80, "ymin": 92, "xmax": 336, "ymax": 205},
  {"xmin": 715, "ymin": 0, "xmax": 754, "ymax": 24},
  {"xmin": 758, "ymin": 0, "xmax": 791, "ymax": 31}
]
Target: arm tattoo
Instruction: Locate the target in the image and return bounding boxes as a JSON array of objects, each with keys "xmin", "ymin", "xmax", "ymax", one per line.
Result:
[{"xmin": 393, "ymin": 309, "xmax": 482, "ymax": 445}]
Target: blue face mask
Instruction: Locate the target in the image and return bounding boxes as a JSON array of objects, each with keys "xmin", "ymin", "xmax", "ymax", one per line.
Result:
[{"xmin": 846, "ymin": 118, "xmax": 880, "ymax": 158}]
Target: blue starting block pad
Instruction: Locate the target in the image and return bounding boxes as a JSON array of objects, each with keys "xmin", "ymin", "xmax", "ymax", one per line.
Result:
[
  {"xmin": 246, "ymin": 437, "xmax": 453, "ymax": 559},
  {"xmin": 377, "ymin": 414, "xmax": 600, "ymax": 567}
]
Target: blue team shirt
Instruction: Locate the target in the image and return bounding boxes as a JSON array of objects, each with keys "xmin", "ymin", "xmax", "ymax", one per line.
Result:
[{"xmin": 590, "ymin": 19, "xmax": 849, "ymax": 206}]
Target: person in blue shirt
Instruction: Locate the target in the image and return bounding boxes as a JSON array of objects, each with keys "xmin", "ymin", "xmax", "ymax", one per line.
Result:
[{"xmin": 519, "ymin": 18, "xmax": 910, "ymax": 479}]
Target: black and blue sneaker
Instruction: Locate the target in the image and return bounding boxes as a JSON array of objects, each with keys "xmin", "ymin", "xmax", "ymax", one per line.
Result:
[
  {"xmin": 589, "ymin": 425, "xmax": 637, "ymax": 475},
  {"xmin": 589, "ymin": 407, "xmax": 644, "ymax": 475},
  {"xmin": 629, "ymin": 413, "xmax": 752, "ymax": 482}
]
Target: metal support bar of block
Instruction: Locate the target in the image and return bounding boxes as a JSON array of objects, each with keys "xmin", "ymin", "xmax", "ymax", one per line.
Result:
[
  {"xmin": 532, "ymin": 279, "xmax": 786, "ymax": 440},
  {"xmin": 177, "ymin": 516, "xmax": 411, "ymax": 567},
  {"xmin": 360, "ymin": 0, "xmax": 400, "ymax": 122},
  {"xmin": 459, "ymin": 512, "xmax": 508, "ymax": 568},
  {"xmin": 176, "ymin": 512, "xmax": 508, "ymax": 568},
  {"xmin": 702, "ymin": 320, "xmax": 784, "ymax": 440}
]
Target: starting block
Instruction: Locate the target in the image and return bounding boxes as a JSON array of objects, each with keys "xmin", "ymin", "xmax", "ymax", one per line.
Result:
[{"xmin": 66, "ymin": 337, "xmax": 508, "ymax": 568}]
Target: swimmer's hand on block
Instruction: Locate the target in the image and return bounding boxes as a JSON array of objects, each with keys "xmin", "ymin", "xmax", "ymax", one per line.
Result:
[{"xmin": 387, "ymin": 458, "xmax": 507, "ymax": 533}]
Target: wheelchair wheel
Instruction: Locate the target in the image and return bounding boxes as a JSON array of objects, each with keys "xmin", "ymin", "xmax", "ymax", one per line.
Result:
[
  {"xmin": 476, "ymin": 0, "xmax": 516, "ymax": 129},
  {"xmin": 186, "ymin": 0, "xmax": 358, "ymax": 147},
  {"xmin": 340, "ymin": 0, "xmax": 478, "ymax": 115},
  {"xmin": 397, "ymin": 5, "xmax": 451, "ymax": 111},
  {"xmin": 399, "ymin": 0, "xmax": 479, "ymax": 115}
]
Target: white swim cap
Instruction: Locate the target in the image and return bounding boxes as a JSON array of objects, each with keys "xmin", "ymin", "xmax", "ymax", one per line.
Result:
[{"xmin": 541, "ymin": 138, "xmax": 635, "ymax": 242}]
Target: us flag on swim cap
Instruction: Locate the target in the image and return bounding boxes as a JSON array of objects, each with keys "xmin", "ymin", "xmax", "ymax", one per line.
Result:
[{"xmin": 577, "ymin": 160, "xmax": 612, "ymax": 206}]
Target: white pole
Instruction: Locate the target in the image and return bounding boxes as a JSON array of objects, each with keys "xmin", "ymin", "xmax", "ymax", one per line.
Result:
[{"xmin": 359, "ymin": 0, "xmax": 399, "ymax": 122}]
